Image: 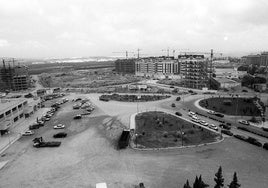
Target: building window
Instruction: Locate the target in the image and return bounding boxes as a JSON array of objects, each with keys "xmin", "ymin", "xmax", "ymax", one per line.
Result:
[
  {"xmin": 0, "ymin": 113, "xmax": 4, "ymax": 120},
  {"xmin": 19, "ymin": 113, "xmax": 24, "ymax": 118},
  {"xmin": 23, "ymin": 101, "xmax": 27, "ymax": 106},
  {"xmin": 14, "ymin": 116, "xmax": 18, "ymax": 122},
  {"xmin": 5, "ymin": 110, "xmax": 11, "ymax": 116},
  {"xmin": 18, "ymin": 104, "xmax": 22, "ymax": 109},
  {"xmin": 12, "ymin": 107, "xmax": 17, "ymax": 112}
]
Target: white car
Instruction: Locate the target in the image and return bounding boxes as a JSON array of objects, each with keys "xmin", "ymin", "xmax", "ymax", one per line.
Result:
[
  {"xmin": 22, "ymin": 130, "xmax": 34, "ymax": 136},
  {"xmin": 208, "ymin": 124, "xmax": 218, "ymax": 131},
  {"xmin": 199, "ymin": 120, "xmax": 208, "ymax": 126},
  {"xmin": 188, "ymin": 111, "xmax": 196, "ymax": 116},
  {"xmin": 54, "ymin": 124, "xmax": 65, "ymax": 129},
  {"xmin": 207, "ymin": 110, "xmax": 215, "ymax": 115},
  {"xmin": 238, "ymin": 120, "xmax": 250, "ymax": 125}
]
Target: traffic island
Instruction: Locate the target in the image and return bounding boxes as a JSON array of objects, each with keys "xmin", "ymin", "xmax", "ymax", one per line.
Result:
[
  {"xmin": 133, "ymin": 111, "xmax": 221, "ymax": 149},
  {"xmin": 199, "ymin": 96, "xmax": 263, "ymax": 116}
]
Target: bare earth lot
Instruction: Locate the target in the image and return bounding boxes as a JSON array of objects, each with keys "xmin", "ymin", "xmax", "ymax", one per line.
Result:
[{"xmin": 0, "ymin": 94, "xmax": 268, "ymax": 188}]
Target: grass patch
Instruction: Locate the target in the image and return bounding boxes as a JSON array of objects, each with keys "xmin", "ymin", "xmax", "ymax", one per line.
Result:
[
  {"xmin": 199, "ymin": 97, "xmax": 261, "ymax": 116},
  {"xmin": 135, "ymin": 111, "xmax": 219, "ymax": 148}
]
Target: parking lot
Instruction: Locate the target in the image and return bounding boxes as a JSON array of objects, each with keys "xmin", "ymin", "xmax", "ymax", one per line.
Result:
[{"xmin": 0, "ymin": 93, "xmax": 268, "ymax": 188}]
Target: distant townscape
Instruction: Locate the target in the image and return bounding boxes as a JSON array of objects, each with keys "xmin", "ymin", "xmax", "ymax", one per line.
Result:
[{"xmin": 0, "ymin": 50, "xmax": 268, "ymax": 188}]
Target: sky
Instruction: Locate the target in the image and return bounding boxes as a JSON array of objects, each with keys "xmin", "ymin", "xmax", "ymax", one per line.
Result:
[{"xmin": 0, "ymin": 0, "xmax": 268, "ymax": 58}]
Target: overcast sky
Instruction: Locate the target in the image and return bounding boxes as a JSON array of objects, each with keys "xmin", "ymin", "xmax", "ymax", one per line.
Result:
[{"xmin": 0, "ymin": 0, "xmax": 268, "ymax": 58}]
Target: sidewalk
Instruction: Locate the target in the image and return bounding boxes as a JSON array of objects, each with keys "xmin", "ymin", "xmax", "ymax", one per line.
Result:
[{"xmin": 0, "ymin": 107, "xmax": 50, "ymax": 155}]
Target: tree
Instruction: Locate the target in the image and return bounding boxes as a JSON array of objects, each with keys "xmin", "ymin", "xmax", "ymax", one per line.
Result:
[
  {"xmin": 183, "ymin": 180, "xmax": 192, "ymax": 188},
  {"xmin": 193, "ymin": 175, "xmax": 209, "ymax": 188},
  {"xmin": 199, "ymin": 175, "xmax": 209, "ymax": 188},
  {"xmin": 228, "ymin": 172, "xmax": 240, "ymax": 188},
  {"xmin": 193, "ymin": 176, "xmax": 200, "ymax": 188},
  {"xmin": 214, "ymin": 166, "xmax": 224, "ymax": 188}
]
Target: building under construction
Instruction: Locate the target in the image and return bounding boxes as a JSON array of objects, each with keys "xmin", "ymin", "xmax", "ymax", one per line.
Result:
[{"xmin": 0, "ymin": 60, "xmax": 30, "ymax": 92}]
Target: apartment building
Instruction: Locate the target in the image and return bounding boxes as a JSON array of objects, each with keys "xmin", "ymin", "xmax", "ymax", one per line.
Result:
[
  {"xmin": 115, "ymin": 59, "xmax": 135, "ymax": 74},
  {"xmin": 135, "ymin": 57, "xmax": 179, "ymax": 79},
  {"xmin": 179, "ymin": 55, "xmax": 208, "ymax": 89},
  {"xmin": 0, "ymin": 61, "xmax": 30, "ymax": 92}
]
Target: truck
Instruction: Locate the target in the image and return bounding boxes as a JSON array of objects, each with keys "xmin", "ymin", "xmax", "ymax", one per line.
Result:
[
  {"xmin": 32, "ymin": 137, "xmax": 61, "ymax": 148},
  {"xmin": 118, "ymin": 130, "xmax": 130, "ymax": 149}
]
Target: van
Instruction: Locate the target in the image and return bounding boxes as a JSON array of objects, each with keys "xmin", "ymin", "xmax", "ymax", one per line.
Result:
[{"xmin": 96, "ymin": 183, "xmax": 107, "ymax": 188}]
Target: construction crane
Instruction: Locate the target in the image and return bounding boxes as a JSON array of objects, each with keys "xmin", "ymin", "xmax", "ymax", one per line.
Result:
[
  {"xmin": 178, "ymin": 49, "xmax": 223, "ymax": 89},
  {"xmin": 112, "ymin": 51, "xmax": 134, "ymax": 59},
  {"xmin": 137, "ymin": 48, "xmax": 141, "ymax": 59},
  {"xmin": 162, "ymin": 47, "xmax": 170, "ymax": 57}
]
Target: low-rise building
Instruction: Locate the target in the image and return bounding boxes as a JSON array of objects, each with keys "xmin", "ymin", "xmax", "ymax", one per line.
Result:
[
  {"xmin": 215, "ymin": 67, "xmax": 247, "ymax": 79},
  {"xmin": 211, "ymin": 77, "xmax": 241, "ymax": 89},
  {"xmin": 0, "ymin": 98, "xmax": 28, "ymax": 135}
]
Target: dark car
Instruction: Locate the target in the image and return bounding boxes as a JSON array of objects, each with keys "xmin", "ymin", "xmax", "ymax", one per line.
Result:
[
  {"xmin": 171, "ymin": 103, "xmax": 176, "ymax": 107},
  {"xmin": 175, "ymin": 112, "xmax": 182, "ymax": 116},
  {"xmin": 233, "ymin": 134, "xmax": 247, "ymax": 141},
  {"xmin": 29, "ymin": 123, "xmax": 41, "ymax": 130},
  {"xmin": 242, "ymin": 89, "xmax": 248, "ymax": 92},
  {"xmin": 214, "ymin": 113, "xmax": 224, "ymax": 118},
  {"xmin": 73, "ymin": 114, "xmax": 82, "ymax": 119},
  {"xmin": 219, "ymin": 124, "xmax": 231, "ymax": 130},
  {"xmin": 263, "ymin": 143, "xmax": 268, "ymax": 150},
  {"xmin": 221, "ymin": 129, "xmax": 233, "ymax": 136},
  {"xmin": 246, "ymin": 137, "xmax": 262, "ymax": 147},
  {"xmin": 53, "ymin": 132, "xmax": 67, "ymax": 138}
]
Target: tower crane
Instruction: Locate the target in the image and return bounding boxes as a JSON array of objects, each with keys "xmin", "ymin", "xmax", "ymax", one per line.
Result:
[{"xmin": 112, "ymin": 51, "xmax": 134, "ymax": 59}]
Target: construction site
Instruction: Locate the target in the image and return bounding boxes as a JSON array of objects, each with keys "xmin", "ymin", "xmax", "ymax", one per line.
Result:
[{"xmin": 0, "ymin": 59, "xmax": 30, "ymax": 92}]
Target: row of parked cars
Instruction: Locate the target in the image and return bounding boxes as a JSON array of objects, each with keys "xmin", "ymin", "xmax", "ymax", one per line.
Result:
[
  {"xmin": 188, "ymin": 111, "xmax": 219, "ymax": 131},
  {"xmin": 233, "ymin": 134, "xmax": 268, "ymax": 150}
]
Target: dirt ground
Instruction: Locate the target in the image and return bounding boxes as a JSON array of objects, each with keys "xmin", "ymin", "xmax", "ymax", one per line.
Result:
[{"xmin": 0, "ymin": 93, "xmax": 268, "ymax": 188}]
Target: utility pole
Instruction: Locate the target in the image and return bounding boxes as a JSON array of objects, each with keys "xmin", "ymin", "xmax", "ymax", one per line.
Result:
[
  {"xmin": 137, "ymin": 48, "xmax": 141, "ymax": 59},
  {"xmin": 210, "ymin": 49, "xmax": 213, "ymax": 89}
]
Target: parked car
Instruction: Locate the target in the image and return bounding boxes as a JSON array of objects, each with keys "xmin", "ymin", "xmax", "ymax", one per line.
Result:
[
  {"xmin": 171, "ymin": 103, "xmax": 176, "ymax": 107},
  {"xmin": 53, "ymin": 132, "xmax": 67, "ymax": 138},
  {"xmin": 73, "ymin": 114, "xmax": 82, "ymax": 119},
  {"xmin": 54, "ymin": 124, "xmax": 65, "ymax": 129},
  {"xmin": 22, "ymin": 130, "xmax": 34, "ymax": 136},
  {"xmin": 214, "ymin": 113, "xmax": 224, "ymax": 118},
  {"xmin": 207, "ymin": 110, "xmax": 215, "ymax": 115},
  {"xmin": 221, "ymin": 129, "xmax": 233, "ymax": 136},
  {"xmin": 233, "ymin": 134, "xmax": 247, "ymax": 141},
  {"xmin": 199, "ymin": 120, "xmax": 208, "ymax": 126},
  {"xmin": 239, "ymin": 120, "xmax": 250, "ymax": 125},
  {"xmin": 176, "ymin": 97, "xmax": 181, "ymax": 101},
  {"xmin": 242, "ymin": 89, "xmax": 248, "ymax": 92},
  {"xmin": 188, "ymin": 111, "xmax": 196, "ymax": 116},
  {"xmin": 263, "ymin": 143, "xmax": 268, "ymax": 150},
  {"xmin": 29, "ymin": 123, "xmax": 41, "ymax": 130},
  {"xmin": 219, "ymin": 124, "xmax": 231, "ymax": 130},
  {"xmin": 208, "ymin": 124, "xmax": 218, "ymax": 131},
  {"xmin": 175, "ymin": 112, "xmax": 182, "ymax": 116},
  {"xmin": 246, "ymin": 137, "xmax": 262, "ymax": 147}
]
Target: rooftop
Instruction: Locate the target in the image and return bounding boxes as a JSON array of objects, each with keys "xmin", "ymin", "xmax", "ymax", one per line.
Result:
[
  {"xmin": 0, "ymin": 98, "xmax": 27, "ymax": 113},
  {"xmin": 213, "ymin": 77, "xmax": 239, "ymax": 84}
]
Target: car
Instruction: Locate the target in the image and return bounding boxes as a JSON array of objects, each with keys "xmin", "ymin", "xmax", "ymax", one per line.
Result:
[
  {"xmin": 199, "ymin": 120, "xmax": 208, "ymax": 126},
  {"xmin": 191, "ymin": 92, "xmax": 198, "ymax": 95},
  {"xmin": 221, "ymin": 129, "xmax": 233, "ymax": 136},
  {"xmin": 207, "ymin": 110, "xmax": 215, "ymax": 115},
  {"xmin": 22, "ymin": 130, "xmax": 34, "ymax": 136},
  {"xmin": 188, "ymin": 111, "xmax": 196, "ymax": 116},
  {"xmin": 54, "ymin": 124, "xmax": 65, "ymax": 129},
  {"xmin": 73, "ymin": 114, "xmax": 82, "ymax": 119},
  {"xmin": 175, "ymin": 112, "xmax": 182, "ymax": 116},
  {"xmin": 208, "ymin": 124, "xmax": 218, "ymax": 131},
  {"xmin": 246, "ymin": 137, "xmax": 262, "ymax": 147},
  {"xmin": 214, "ymin": 113, "xmax": 224, "ymax": 118},
  {"xmin": 53, "ymin": 132, "xmax": 67, "ymax": 138},
  {"xmin": 170, "ymin": 86, "xmax": 174, "ymax": 88},
  {"xmin": 36, "ymin": 120, "xmax": 44, "ymax": 126},
  {"xmin": 29, "ymin": 123, "xmax": 41, "ymax": 130},
  {"xmin": 171, "ymin": 103, "xmax": 176, "ymax": 107},
  {"xmin": 45, "ymin": 114, "xmax": 52, "ymax": 118},
  {"xmin": 191, "ymin": 118, "xmax": 200, "ymax": 123},
  {"xmin": 263, "ymin": 143, "xmax": 268, "ymax": 150},
  {"xmin": 238, "ymin": 120, "xmax": 250, "ymax": 125},
  {"xmin": 176, "ymin": 97, "xmax": 181, "ymax": 101},
  {"xmin": 219, "ymin": 124, "xmax": 231, "ymax": 130},
  {"xmin": 242, "ymin": 89, "xmax": 248, "ymax": 92}
]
